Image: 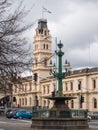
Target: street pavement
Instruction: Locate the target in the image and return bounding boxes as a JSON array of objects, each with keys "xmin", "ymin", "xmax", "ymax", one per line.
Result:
[
  {"xmin": 0, "ymin": 115, "xmax": 98, "ymax": 130},
  {"xmin": 0, "ymin": 116, "xmax": 32, "ymax": 130}
]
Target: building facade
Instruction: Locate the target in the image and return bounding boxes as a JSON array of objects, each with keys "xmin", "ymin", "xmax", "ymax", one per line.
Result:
[{"xmin": 12, "ymin": 19, "xmax": 98, "ymax": 112}]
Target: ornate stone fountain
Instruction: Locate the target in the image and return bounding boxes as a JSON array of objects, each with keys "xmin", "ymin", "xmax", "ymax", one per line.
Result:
[{"xmin": 31, "ymin": 41, "xmax": 89, "ymax": 130}]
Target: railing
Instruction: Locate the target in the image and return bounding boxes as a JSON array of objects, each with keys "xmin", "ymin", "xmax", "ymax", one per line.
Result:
[{"xmin": 32, "ymin": 109, "xmax": 88, "ymax": 118}]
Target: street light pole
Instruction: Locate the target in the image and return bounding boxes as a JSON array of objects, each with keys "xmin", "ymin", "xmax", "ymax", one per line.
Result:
[
  {"xmin": 49, "ymin": 40, "xmax": 71, "ymax": 97},
  {"xmin": 55, "ymin": 41, "xmax": 64, "ymax": 96}
]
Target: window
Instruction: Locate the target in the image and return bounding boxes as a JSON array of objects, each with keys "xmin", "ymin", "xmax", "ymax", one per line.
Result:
[
  {"xmin": 44, "ymin": 30, "xmax": 47, "ymax": 35},
  {"xmin": 25, "ymin": 98, "xmax": 27, "ymax": 106},
  {"xmin": 93, "ymin": 79, "xmax": 96, "ymax": 89},
  {"xmin": 70, "ymin": 82, "xmax": 73, "ymax": 90},
  {"xmin": 94, "ymin": 98, "xmax": 97, "ymax": 108},
  {"xmin": 46, "ymin": 44, "xmax": 48, "ymax": 49},
  {"xmin": 66, "ymin": 83, "xmax": 68, "ymax": 91},
  {"xmin": 43, "ymin": 44, "xmax": 45, "ymax": 49},
  {"xmin": 71, "ymin": 100, "xmax": 74, "ymax": 108},
  {"xmin": 78, "ymin": 81, "xmax": 82, "ymax": 90}
]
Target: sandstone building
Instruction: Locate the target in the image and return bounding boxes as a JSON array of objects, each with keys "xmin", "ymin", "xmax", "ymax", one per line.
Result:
[{"xmin": 1, "ymin": 19, "xmax": 98, "ymax": 112}]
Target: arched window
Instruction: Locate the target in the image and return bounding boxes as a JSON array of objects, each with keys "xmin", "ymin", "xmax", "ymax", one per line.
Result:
[
  {"xmin": 46, "ymin": 44, "xmax": 48, "ymax": 49},
  {"xmin": 25, "ymin": 98, "xmax": 27, "ymax": 106},
  {"xmin": 43, "ymin": 44, "xmax": 45, "ymax": 49},
  {"xmin": 71, "ymin": 100, "xmax": 74, "ymax": 108},
  {"xmin": 13, "ymin": 97, "xmax": 16, "ymax": 102},
  {"xmin": 94, "ymin": 98, "xmax": 97, "ymax": 108},
  {"xmin": 93, "ymin": 79, "xmax": 96, "ymax": 89},
  {"xmin": 70, "ymin": 82, "xmax": 73, "ymax": 90},
  {"xmin": 66, "ymin": 83, "xmax": 68, "ymax": 91}
]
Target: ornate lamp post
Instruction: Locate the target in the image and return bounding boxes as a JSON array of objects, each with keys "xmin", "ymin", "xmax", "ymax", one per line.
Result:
[{"xmin": 49, "ymin": 40, "xmax": 71, "ymax": 97}]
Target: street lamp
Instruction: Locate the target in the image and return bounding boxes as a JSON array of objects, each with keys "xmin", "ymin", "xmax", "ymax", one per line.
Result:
[{"xmin": 48, "ymin": 40, "xmax": 71, "ymax": 96}]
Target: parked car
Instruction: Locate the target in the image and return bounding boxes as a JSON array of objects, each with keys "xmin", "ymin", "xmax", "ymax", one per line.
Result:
[
  {"xmin": 88, "ymin": 111, "xmax": 98, "ymax": 119},
  {"xmin": 87, "ymin": 115, "xmax": 91, "ymax": 121},
  {"xmin": 89, "ymin": 111, "xmax": 98, "ymax": 119},
  {"xmin": 6, "ymin": 109, "xmax": 18, "ymax": 118},
  {"xmin": 14, "ymin": 109, "xmax": 32, "ymax": 119}
]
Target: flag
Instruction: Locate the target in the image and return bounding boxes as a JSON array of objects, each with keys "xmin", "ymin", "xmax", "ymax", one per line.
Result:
[{"xmin": 42, "ymin": 6, "xmax": 52, "ymax": 13}]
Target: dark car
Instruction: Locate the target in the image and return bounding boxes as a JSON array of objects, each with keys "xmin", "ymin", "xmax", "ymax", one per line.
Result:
[
  {"xmin": 14, "ymin": 109, "xmax": 32, "ymax": 119},
  {"xmin": 6, "ymin": 109, "xmax": 17, "ymax": 118}
]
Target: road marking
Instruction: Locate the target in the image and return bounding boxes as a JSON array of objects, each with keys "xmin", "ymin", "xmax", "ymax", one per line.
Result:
[
  {"xmin": 0, "ymin": 119, "xmax": 31, "ymax": 125},
  {"xmin": 0, "ymin": 129, "xmax": 4, "ymax": 130},
  {"xmin": 0, "ymin": 122, "xmax": 6, "ymax": 124},
  {"xmin": 11, "ymin": 118, "xmax": 31, "ymax": 123},
  {"xmin": 89, "ymin": 125, "xmax": 98, "ymax": 128}
]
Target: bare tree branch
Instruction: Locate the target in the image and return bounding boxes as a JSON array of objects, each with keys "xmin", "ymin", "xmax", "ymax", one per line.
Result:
[{"xmin": 0, "ymin": 0, "xmax": 33, "ymax": 95}]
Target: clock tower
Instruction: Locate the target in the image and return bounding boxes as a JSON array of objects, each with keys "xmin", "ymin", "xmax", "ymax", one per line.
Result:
[{"xmin": 32, "ymin": 18, "xmax": 52, "ymax": 82}]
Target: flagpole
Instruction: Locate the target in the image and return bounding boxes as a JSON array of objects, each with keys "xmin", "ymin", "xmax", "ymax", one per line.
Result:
[
  {"xmin": 42, "ymin": 6, "xmax": 52, "ymax": 19},
  {"xmin": 42, "ymin": 9, "xmax": 44, "ymax": 18}
]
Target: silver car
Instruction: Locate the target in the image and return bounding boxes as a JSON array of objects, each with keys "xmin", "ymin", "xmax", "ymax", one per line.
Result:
[{"xmin": 89, "ymin": 112, "xmax": 98, "ymax": 119}]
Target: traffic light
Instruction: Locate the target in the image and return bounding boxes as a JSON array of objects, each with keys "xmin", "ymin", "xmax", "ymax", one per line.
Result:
[
  {"xmin": 33, "ymin": 73, "xmax": 38, "ymax": 81},
  {"xmin": 51, "ymin": 91, "xmax": 55, "ymax": 97},
  {"xmin": 80, "ymin": 95, "xmax": 84, "ymax": 103}
]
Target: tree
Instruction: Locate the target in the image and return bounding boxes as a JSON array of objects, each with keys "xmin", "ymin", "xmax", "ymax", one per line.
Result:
[{"xmin": 0, "ymin": 0, "xmax": 33, "ymax": 94}]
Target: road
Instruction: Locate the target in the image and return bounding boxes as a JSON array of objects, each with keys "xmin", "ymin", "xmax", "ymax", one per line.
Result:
[
  {"xmin": 0, "ymin": 116, "xmax": 32, "ymax": 130},
  {"xmin": 88, "ymin": 119, "xmax": 98, "ymax": 129},
  {"xmin": 0, "ymin": 116, "xmax": 98, "ymax": 130}
]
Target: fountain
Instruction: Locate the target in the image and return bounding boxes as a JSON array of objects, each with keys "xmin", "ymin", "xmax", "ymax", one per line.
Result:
[{"xmin": 31, "ymin": 41, "xmax": 89, "ymax": 130}]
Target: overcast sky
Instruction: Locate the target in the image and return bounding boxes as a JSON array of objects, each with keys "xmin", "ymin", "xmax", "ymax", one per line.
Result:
[{"xmin": 16, "ymin": 0, "xmax": 98, "ymax": 69}]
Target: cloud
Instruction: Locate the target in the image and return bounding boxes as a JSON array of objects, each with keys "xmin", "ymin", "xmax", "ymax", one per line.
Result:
[{"xmin": 21, "ymin": 0, "xmax": 98, "ymax": 69}]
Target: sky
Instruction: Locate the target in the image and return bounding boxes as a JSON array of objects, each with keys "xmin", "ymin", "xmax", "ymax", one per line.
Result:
[{"xmin": 15, "ymin": 0, "xmax": 98, "ymax": 69}]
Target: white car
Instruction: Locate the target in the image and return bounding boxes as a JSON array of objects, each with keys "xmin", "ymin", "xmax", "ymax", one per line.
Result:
[{"xmin": 88, "ymin": 115, "xmax": 91, "ymax": 121}]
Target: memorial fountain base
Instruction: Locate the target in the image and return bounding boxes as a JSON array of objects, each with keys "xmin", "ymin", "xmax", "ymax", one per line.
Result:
[{"xmin": 31, "ymin": 96, "xmax": 89, "ymax": 130}]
